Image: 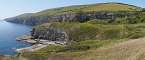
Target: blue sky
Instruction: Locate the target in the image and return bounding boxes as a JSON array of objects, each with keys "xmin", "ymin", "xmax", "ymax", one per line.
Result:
[{"xmin": 0, "ymin": 0, "xmax": 145, "ymax": 19}]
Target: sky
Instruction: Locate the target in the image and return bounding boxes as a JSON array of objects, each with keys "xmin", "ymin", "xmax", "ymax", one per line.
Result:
[{"xmin": 0, "ymin": 0, "xmax": 145, "ymax": 19}]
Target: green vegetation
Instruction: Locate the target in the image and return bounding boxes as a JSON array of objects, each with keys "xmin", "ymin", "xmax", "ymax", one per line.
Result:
[
  {"xmin": 35, "ymin": 2, "xmax": 142, "ymax": 16},
  {"xmin": 22, "ymin": 21, "xmax": 145, "ymax": 60},
  {"xmin": 5, "ymin": 2, "xmax": 145, "ymax": 60},
  {"xmin": 22, "ymin": 39, "xmax": 125, "ymax": 60},
  {"xmin": 34, "ymin": 21, "xmax": 145, "ymax": 41},
  {"xmin": 5, "ymin": 2, "xmax": 144, "ymax": 26}
]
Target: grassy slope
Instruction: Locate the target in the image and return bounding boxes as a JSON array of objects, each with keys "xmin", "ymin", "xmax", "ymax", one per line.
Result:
[
  {"xmin": 6, "ymin": 38, "xmax": 145, "ymax": 60},
  {"xmin": 10, "ymin": 2, "xmax": 143, "ymax": 18},
  {"xmin": 45, "ymin": 37, "xmax": 145, "ymax": 60},
  {"xmin": 74, "ymin": 37, "xmax": 145, "ymax": 60},
  {"xmin": 21, "ymin": 39, "xmax": 126, "ymax": 60},
  {"xmin": 34, "ymin": 22, "xmax": 145, "ymax": 41},
  {"xmin": 35, "ymin": 2, "xmax": 142, "ymax": 16},
  {"xmin": 20, "ymin": 23, "xmax": 145, "ymax": 60},
  {"xmin": 7, "ymin": 2, "xmax": 145, "ymax": 60},
  {"xmin": 8, "ymin": 37, "xmax": 145, "ymax": 60}
]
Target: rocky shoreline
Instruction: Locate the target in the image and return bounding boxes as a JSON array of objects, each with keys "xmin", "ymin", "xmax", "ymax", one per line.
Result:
[
  {"xmin": 16, "ymin": 35, "xmax": 37, "ymax": 44},
  {"xmin": 16, "ymin": 35, "xmax": 66, "ymax": 53}
]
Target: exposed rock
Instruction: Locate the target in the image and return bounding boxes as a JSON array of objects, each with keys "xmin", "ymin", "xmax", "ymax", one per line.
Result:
[
  {"xmin": 31, "ymin": 24, "xmax": 68, "ymax": 42},
  {"xmin": 5, "ymin": 11, "xmax": 138, "ymax": 26}
]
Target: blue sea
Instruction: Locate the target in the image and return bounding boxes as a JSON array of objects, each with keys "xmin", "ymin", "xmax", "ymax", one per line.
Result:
[{"xmin": 0, "ymin": 21, "xmax": 31, "ymax": 55}]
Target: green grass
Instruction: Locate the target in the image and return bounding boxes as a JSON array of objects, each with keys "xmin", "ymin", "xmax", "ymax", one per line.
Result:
[
  {"xmin": 21, "ymin": 22, "xmax": 145, "ymax": 60},
  {"xmin": 22, "ymin": 39, "xmax": 126, "ymax": 60},
  {"xmin": 34, "ymin": 21, "xmax": 145, "ymax": 41},
  {"xmin": 24, "ymin": 21, "xmax": 145, "ymax": 59},
  {"xmin": 6, "ymin": 2, "xmax": 143, "ymax": 23},
  {"xmin": 33, "ymin": 20, "xmax": 145, "ymax": 43},
  {"xmin": 35, "ymin": 2, "xmax": 142, "ymax": 16},
  {"xmin": 4, "ymin": 2, "xmax": 145, "ymax": 60}
]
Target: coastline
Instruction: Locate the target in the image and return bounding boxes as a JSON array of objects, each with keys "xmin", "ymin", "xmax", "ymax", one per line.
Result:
[{"xmin": 15, "ymin": 35, "xmax": 66, "ymax": 53}]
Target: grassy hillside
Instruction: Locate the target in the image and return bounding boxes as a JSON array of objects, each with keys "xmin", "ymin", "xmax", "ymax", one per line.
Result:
[
  {"xmin": 35, "ymin": 2, "xmax": 142, "ymax": 16},
  {"xmin": 9, "ymin": 2, "xmax": 143, "ymax": 17},
  {"xmin": 5, "ymin": 2, "xmax": 144, "ymax": 25},
  {"xmin": 5, "ymin": 2, "xmax": 145, "ymax": 60},
  {"xmin": 21, "ymin": 21, "xmax": 145, "ymax": 60},
  {"xmin": 72, "ymin": 38, "xmax": 145, "ymax": 60},
  {"xmin": 32, "ymin": 20, "xmax": 145, "ymax": 42}
]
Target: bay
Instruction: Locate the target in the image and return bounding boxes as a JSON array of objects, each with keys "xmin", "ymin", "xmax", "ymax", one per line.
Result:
[{"xmin": 0, "ymin": 21, "xmax": 31, "ymax": 55}]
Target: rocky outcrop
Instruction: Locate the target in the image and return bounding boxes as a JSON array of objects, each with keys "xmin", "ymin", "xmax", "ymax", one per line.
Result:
[{"xmin": 31, "ymin": 24, "xmax": 68, "ymax": 42}]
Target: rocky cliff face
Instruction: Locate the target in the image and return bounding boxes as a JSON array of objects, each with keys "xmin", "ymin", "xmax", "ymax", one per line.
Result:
[
  {"xmin": 5, "ymin": 3, "xmax": 143, "ymax": 26},
  {"xmin": 5, "ymin": 11, "xmax": 138, "ymax": 26},
  {"xmin": 31, "ymin": 24, "xmax": 68, "ymax": 42}
]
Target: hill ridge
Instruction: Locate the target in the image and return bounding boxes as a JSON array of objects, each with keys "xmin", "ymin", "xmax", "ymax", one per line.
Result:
[{"xmin": 5, "ymin": 2, "xmax": 144, "ymax": 26}]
